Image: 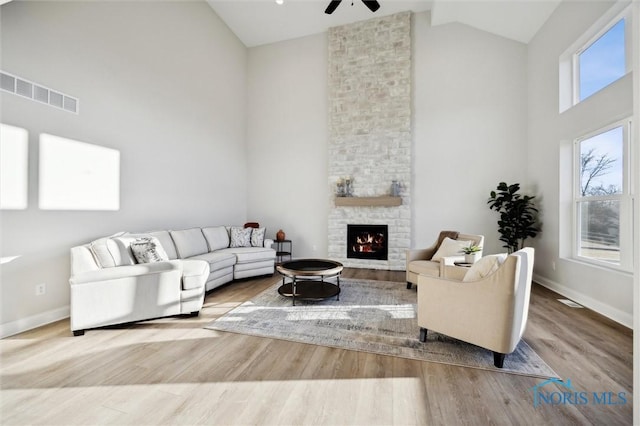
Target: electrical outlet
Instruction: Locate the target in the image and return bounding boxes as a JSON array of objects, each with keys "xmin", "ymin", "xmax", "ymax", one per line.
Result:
[
  {"xmin": 35, "ymin": 283, "xmax": 46, "ymax": 296},
  {"xmin": 312, "ymin": 245, "xmax": 317, "ymax": 252}
]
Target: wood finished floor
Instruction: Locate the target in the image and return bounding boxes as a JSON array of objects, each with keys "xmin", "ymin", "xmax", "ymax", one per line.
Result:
[{"xmin": 0, "ymin": 268, "xmax": 633, "ymax": 425}]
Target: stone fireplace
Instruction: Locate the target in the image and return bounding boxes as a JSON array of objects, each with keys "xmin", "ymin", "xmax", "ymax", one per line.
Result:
[{"xmin": 327, "ymin": 12, "xmax": 412, "ymax": 270}]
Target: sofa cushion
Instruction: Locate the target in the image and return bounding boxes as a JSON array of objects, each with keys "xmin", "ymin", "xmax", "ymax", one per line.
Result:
[
  {"xmin": 250, "ymin": 227, "xmax": 266, "ymax": 247},
  {"xmin": 170, "ymin": 228, "xmax": 209, "ymax": 259},
  {"xmin": 229, "ymin": 227, "xmax": 252, "ymax": 248},
  {"xmin": 149, "ymin": 230, "xmax": 178, "ymax": 260},
  {"xmin": 89, "ymin": 232, "xmax": 127, "ymax": 268},
  {"xmin": 463, "ymin": 253, "xmax": 508, "ymax": 282},
  {"xmin": 89, "ymin": 237, "xmax": 117, "ymax": 268},
  {"xmin": 130, "ymin": 237, "xmax": 169, "ymax": 264},
  {"xmin": 202, "ymin": 226, "xmax": 230, "ymax": 251},
  {"xmin": 408, "ymin": 260, "xmax": 440, "ymax": 277},
  {"xmin": 431, "ymin": 237, "xmax": 473, "ymax": 262},
  {"xmin": 189, "ymin": 251, "xmax": 237, "ymax": 271},
  {"xmin": 180, "ymin": 259, "xmax": 209, "ymax": 291},
  {"xmin": 218, "ymin": 247, "xmax": 276, "ymax": 264}
]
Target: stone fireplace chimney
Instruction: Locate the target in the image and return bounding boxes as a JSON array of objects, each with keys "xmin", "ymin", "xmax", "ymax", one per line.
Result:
[{"xmin": 327, "ymin": 12, "xmax": 412, "ymax": 270}]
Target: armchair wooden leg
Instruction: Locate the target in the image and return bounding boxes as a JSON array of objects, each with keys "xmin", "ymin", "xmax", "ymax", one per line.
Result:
[
  {"xmin": 406, "ymin": 281, "xmax": 412, "ymax": 289},
  {"xmin": 493, "ymin": 352, "xmax": 506, "ymax": 368},
  {"xmin": 419, "ymin": 327, "xmax": 428, "ymax": 342}
]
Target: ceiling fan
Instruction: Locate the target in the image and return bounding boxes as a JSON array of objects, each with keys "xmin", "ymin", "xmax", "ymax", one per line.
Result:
[{"xmin": 325, "ymin": 0, "xmax": 381, "ymax": 14}]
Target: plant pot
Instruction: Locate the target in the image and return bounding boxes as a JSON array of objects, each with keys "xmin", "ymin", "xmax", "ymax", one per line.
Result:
[{"xmin": 465, "ymin": 253, "xmax": 480, "ymax": 264}]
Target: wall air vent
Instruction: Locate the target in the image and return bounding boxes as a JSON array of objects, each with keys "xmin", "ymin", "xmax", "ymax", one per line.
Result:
[{"xmin": 0, "ymin": 70, "xmax": 79, "ymax": 114}]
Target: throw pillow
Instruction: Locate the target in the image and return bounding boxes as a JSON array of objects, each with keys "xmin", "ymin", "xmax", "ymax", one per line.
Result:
[
  {"xmin": 435, "ymin": 230, "xmax": 459, "ymax": 252},
  {"xmin": 462, "ymin": 253, "xmax": 508, "ymax": 282},
  {"xmin": 431, "ymin": 237, "xmax": 473, "ymax": 262},
  {"xmin": 130, "ymin": 237, "xmax": 169, "ymax": 264},
  {"xmin": 229, "ymin": 226, "xmax": 252, "ymax": 248},
  {"xmin": 250, "ymin": 227, "xmax": 266, "ymax": 247}
]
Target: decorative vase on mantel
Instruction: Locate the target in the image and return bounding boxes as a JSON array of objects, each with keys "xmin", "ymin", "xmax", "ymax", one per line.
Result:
[
  {"xmin": 276, "ymin": 229, "xmax": 286, "ymax": 241},
  {"xmin": 391, "ymin": 180, "xmax": 401, "ymax": 197}
]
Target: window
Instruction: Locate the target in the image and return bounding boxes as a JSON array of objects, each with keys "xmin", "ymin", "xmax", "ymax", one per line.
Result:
[
  {"xmin": 574, "ymin": 119, "xmax": 633, "ymax": 271},
  {"xmin": 559, "ymin": 3, "xmax": 632, "ymax": 112},
  {"xmin": 576, "ymin": 18, "xmax": 626, "ymax": 101}
]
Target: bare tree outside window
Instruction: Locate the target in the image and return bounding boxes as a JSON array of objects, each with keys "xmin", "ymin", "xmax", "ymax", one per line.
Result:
[
  {"xmin": 580, "ymin": 148, "xmax": 619, "ymax": 196},
  {"xmin": 577, "ymin": 127, "xmax": 623, "ymax": 263}
]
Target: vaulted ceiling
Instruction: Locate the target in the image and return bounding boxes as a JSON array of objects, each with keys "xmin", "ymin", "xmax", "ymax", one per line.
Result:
[{"xmin": 207, "ymin": 0, "xmax": 561, "ymax": 47}]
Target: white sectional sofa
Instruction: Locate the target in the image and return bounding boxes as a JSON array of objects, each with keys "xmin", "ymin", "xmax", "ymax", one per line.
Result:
[{"xmin": 69, "ymin": 226, "xmax": 276, "ymax": 335}]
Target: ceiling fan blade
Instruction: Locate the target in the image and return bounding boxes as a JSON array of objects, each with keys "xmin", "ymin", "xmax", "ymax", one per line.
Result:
[
  {"xmin": 362, "ymin": 0, "xmax": 380, "ymax": 12},
  {"xmin": 325, "ymin": 0, "xmax": 342, "ymax": 14}
]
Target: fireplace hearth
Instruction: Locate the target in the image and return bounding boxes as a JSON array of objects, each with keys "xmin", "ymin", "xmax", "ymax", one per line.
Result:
[{"xmin": 347, "ymin": 224, "xmax": 388, "ymax": 260}]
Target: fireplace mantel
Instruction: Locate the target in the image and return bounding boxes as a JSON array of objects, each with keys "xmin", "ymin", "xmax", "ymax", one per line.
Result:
[{"xmin": 334, "ymin": 196, "xmax": 402, "ymax": 207}]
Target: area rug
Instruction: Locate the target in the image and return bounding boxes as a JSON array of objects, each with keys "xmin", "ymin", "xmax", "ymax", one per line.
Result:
[{"xmin": 205, "ymin": 278, "xmax": 559, "ymax": 379}]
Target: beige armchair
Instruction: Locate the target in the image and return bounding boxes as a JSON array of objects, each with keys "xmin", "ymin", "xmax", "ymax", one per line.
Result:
[
  {"xmin": 416, "ymin": 248, "xmax": 535, "ymax": 368},
  {"xmin": 405, "ymin": 231, "xmax": 484, "ymax": 289}
]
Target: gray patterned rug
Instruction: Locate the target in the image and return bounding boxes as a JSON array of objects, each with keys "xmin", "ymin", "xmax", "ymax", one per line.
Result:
[{"xmin": 205, "ymin": 278, "xmax": 558, "ymax": 378}]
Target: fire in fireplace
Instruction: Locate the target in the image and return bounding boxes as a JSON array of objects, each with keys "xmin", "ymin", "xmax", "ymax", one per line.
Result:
[{"xmin": 347, "ymin": 224, "xmax": 388, "ymax": 260}]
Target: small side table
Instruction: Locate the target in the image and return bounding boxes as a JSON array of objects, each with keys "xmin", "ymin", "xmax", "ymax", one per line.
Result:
[
  {"xmin": 443, "ymin": 262, "xmax": 473, "ymax": 280},
  {"xmin": 273, "ymin": 239, "xmax": 292, "ymax": 263}
]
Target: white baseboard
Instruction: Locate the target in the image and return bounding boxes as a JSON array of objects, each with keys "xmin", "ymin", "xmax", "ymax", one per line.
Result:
[
  {"xmin": 0, "ymin": 306, "xmax": 70, "ymax": 339},
  {"xmin": 533, "ymin": 274, "xmax": 633, "ymax": 329}
]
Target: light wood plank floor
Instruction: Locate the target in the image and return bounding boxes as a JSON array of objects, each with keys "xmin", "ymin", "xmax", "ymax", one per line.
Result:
[{"xmin": 0, "ymin": 269, "xmax": 633, "ymax": 425}]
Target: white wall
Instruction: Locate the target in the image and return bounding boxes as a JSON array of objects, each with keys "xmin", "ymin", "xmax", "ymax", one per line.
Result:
[
  {"xmin": 246, "ymin": 34, "xmax": 329, "ymax": 258},
  {"xmin": 412, "ymin": 12, "xmax": 529, "ymax": 253},
  {"xmin": 527, "ymin": 0, "xmax": 634, "ymax": 326},
  {"xmin": 0, "ymin": 1, "xmax": 248, "ymax": 335}
]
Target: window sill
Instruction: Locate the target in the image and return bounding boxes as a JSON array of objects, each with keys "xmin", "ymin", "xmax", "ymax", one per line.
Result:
[{"xmin": 560, "ymin": 256, "xmax": 633, "ymax": 276}]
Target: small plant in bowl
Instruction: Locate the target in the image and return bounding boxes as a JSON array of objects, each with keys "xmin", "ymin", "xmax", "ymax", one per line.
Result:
[{"xmin": 461, "ymin": 244, "xmax": 482, "ymax": 263}]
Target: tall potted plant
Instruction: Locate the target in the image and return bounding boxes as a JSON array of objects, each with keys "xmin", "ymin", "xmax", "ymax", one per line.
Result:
[{"xmin": 488, "ymin": 182, "xmax": 540, "ymax": 253}]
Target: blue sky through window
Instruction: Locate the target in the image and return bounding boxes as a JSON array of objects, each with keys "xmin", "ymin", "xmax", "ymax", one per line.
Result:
[{"xmin": 579, "ymin": 19, "xmax": 626, "ymax": 101}]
